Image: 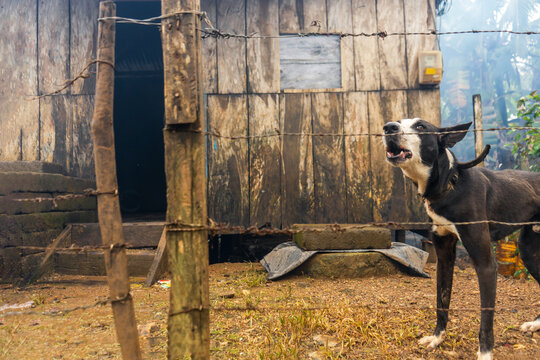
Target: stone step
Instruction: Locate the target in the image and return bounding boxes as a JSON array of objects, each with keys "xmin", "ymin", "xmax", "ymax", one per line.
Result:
[
  {"xmin": 292, "ymin": 224, "xmax": 391, "ymax": 250},
  {"xmin": 69, "ymin": 222, "xmax": 164, "ymax": 248},
  {"xmin": 293, "ymin": 252, "xmax": 399, "ymax": 278}
]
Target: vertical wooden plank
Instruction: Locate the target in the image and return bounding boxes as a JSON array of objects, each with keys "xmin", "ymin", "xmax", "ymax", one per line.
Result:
[
  {"xmin": 38, "ymin": 0, "xmax": 69, "ymax": 95},
  {"xmin": 344, "ymin": 92, "xmax": 372, "ymax": 223},
  {"xmin": 247, "ymin": 0, "xmax": 279, "ymax": 93},
  {"xmin": 217, "ymin": 0, "xmax": 246, "ymax": 93},
  {"xmin": 369, "ymin": 90, "xmax": 408, "ymax": 222},
  {"xmin": 406, "ymin": 89, "xmax": 440, "ymax": 221},
  {"xmin": 40, "ymin": 95, "xmax": 71, "ymax": 169},
  {"xmin": 327, "ymin": 0, "xmax": 354, "ymax": 91},
  {"xmin": 280, "ymin": 93, "xmax": 314, "ymax": 227},
  {"xmin": 303, "ymin": 0, "xmax": 326, "ymax": 32},
  {"xmin": 404, "ymin": 0, "xmax": 437, "ymax": 88},
  {"xmin": 201, "ymin": 0, "xmax": 217, "ymax": 93},
  {"xmin": 249, "ymin": 94, "xmax": 281, "ymax": 226},
  {"xmin": 207, "ymin": 95, "xmax": 249, "ymax": 226},
  {"xmin": 377, "ymin": 0, "xmax": 408, "ymax": 89},
  {"xmin": 352, "ymin": 0, "xmax": 380, "ymax": 91},
  {"xmin": 0, "ymin": 0, "xmax": 37, "ymax": 97},
  {"xmin": 70, "ymin": 0, "xmax": 99, "ymax": 95},
  {"xmin": 312, "ymin": 92, "xmax": 346, "ymax": 223},
  {"xmin": 279, "ymin": 0, "xmax": 302, "ymax": 33},
  {"xmin": 0, "ymin": 98, "xmax": 39, "ymax": 161},
  {"xmin": 473, "ymin": 94, "xmax": 485, "ymax": 167},
  {"xmin": 72, "ymin": 95, "xmax": 95, "ymax": 179}
]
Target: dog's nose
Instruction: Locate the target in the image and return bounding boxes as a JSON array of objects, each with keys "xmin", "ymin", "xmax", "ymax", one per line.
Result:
[{"xmin": 383, "ymin": 122, "xmax": 400, "ymax": 134}]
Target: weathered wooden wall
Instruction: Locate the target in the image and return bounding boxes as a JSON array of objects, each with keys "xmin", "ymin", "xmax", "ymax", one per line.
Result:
[
  {"xmin": 0, "ymin": 0, "xmax": 99, "ymax": 179},
  {"xmin": 204, "ymin": 0, "xmax": 441, "ymax": 227}
]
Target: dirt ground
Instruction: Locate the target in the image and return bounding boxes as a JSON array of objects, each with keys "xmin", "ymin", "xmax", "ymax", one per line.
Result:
[{"xmin": 0, "ymin": 262, "xmax": 539, "ymax": 360}]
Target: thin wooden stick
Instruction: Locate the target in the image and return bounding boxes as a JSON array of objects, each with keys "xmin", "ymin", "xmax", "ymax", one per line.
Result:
[
  {"xmin": 161, "ymin": 0, "xmax": 209, "ymax": 359},
  {"xmin": 90, "ymin": 2, "xmax": 142, "ymax": 359},
  {"xmin": 144, "ymin": 227, "xmax": 168, "ymax": 287}
]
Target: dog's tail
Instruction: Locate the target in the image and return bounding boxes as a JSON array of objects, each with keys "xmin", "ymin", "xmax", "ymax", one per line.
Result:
[{"xmin": 457, "ymin": 145, "xmax": 491, "ymax": 169}]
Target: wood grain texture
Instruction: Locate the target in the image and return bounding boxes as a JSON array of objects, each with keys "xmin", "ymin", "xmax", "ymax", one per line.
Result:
[
  {"xmin": 344, "ymin": 92, "xmax": 372, "ymax": 223},
  {"xmin": 0, "ymin": 0, "xmax": 37, "ymax": 97},
  {"xmin": 280, "ymin": 93, "xmax": 314, "ymax": 227},
  {"xmin": 38, "ymin": 0, "xmax": 69, "ymax": 95},
  {"xmin": 249, "ymin": 94, "xmax": 281, "ymax": 226},
  {"xmin": 72, "ymin": 95, "xmax": 95, "ymax": 179},
  {"xmin": 39, "ymin": 95, "xmax": 71, "ymax": 169},
  {"xmin": 368, "ymin": 90, "xmax": 408, "ymax": 222},
  {"xmin": 351, "ymin": 0, "xmax": 380, "ymax": 91},
  {"xmin": 247, "ymin": 0, "xmax": 279, "ymax": 93},
  {"xmin": 217, "ymin": 0, "xmax": 246, "ymax": 93},
  {"xmin": 312, "ymin": 92, "xmax": 346, "ymax": 223},
  {"xmin": 279, "ymin": 0, "xmax": 302, "ymax": 33},
  {"xmin": 302, "ymin": 0, "xmax": 326, "ymax": 32},
  {"xmin": 404, "ymin": 0, "xmax": 438, "ymax": 88},
  {"xmin": 70, "ymin": 0, "xmax": 99, "ymax": 95},
  {"xmin": 201, "ymin": 0, "xmax": 217, "ymax": 93},
  {"xmin": 207, "ymin": 95, "xmax": 249, "ymax": 226},
  {"xmin": 0, "ymin": 98, "xmax": 39, "ymax": 161},
  {"xmin": 327, "ymin": 0, "xmax": 354, "ymax": 91},
  {"xmin": 376, "ymin": 0, "xmax": 408, "ymax": 89}
]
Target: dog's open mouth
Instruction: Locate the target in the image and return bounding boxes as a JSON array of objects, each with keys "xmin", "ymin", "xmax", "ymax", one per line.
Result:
[{"xmin": 386, "ymin": 143, "xmax": 412, "ymax": 161}]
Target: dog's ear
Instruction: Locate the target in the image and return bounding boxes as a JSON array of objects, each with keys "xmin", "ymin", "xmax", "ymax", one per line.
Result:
[{"xmin": 439, "ymin": 122, "xmax": 472, "ymax": 148}]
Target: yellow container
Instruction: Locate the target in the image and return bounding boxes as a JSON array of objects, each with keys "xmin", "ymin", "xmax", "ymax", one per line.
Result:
[{"xmin": 496, "ymin": 233, "xmax": 525, "ymax": 278}]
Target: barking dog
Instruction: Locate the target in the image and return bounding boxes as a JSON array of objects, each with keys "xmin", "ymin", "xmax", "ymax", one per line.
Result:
[{"xmin": 383, "ymin": 118, "xmax": 540, "ymax": 360}]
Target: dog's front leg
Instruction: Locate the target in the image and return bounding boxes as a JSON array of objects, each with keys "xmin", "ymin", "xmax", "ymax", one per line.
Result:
[
  {"xmin": 460, "ymin": 224, "xmax": 497, "ymax": 360},
  {"xmin": 419, "ymin": 233, "xmax": 457, "ymax": 350}
]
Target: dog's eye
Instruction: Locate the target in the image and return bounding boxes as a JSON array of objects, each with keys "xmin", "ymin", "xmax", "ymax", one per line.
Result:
[{"xmin": 416, "ymin": 124, "xmax": 425, "ymax": 130}]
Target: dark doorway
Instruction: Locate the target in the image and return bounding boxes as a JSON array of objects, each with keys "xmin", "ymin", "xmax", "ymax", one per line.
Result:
[{"xmin": 114, "ymin": 1, "xmax": 165, "ymax": 218}]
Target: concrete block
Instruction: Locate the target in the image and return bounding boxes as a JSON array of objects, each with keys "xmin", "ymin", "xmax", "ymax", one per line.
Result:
[
  {"xmin": 292, "ymin": 224, "xmax": 391, "ymax": 250},
  {"xmin": 293, "ymin": 252, "xmax": 399, "ymax": 278},
  {"xmin": 0, "ymin": 161, "xmax": 65, "ymax": 174},
  {"xmin": 0, "ymin": 192, "xmax": 96, "ymax": 215},
  {"xmin": 0, "ymin": 172, "xmax": 95, "ymax": 195},
  {"xmin": 54, "ymin": 250, "xmax": 155, "ymax": 276}
]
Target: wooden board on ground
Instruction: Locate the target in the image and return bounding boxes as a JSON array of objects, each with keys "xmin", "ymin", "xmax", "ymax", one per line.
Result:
[{"xmin": 312, "ymin": 92, "xmax": 346, "ymax": 223}]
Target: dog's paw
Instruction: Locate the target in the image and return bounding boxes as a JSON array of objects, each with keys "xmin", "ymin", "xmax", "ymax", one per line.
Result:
[
  {"xmin": 520, "ymin": 319, "xmax": 540, "ymax": 332},
  {"xmin": 418, "ymin": 331, "xmax": 445, "ymax": 350},
  {"xmin": 477, "ymin": 351, "xmax": 492, "ymax": 360}
]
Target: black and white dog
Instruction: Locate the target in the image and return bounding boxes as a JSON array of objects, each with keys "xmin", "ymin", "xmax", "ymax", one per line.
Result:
[{"xmin": 382, "ymin": 118, "xmax": 540, "ymax": 360}]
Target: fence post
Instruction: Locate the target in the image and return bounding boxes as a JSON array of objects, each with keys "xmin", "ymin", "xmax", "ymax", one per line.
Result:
[
  {"xmin": 161, "ymin": 0, "xmax": 209, "ymax": 359},
  {"xmin": 473, "ymin": 94, "xmax": 485, "ymax": 167},
  {"xmin": 91, "ymin": 2, "xmax": 142, "ymax": 359}
]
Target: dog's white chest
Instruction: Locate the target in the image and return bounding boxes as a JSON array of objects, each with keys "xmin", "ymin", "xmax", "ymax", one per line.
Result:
[{"xmin": 424, "ymin": 201, "xmax": 460, "ymax": 239}]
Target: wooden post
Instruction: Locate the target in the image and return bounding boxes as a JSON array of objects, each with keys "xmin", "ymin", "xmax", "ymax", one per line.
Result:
[
  {"xmin": 161, "ymin": 0, "xmax": 209, "ymax": 359},
  {"xmin": 91, "ymin": 2, "xmax": 142, "ymax": 359},
  {"xmin": 473, "ymin": 94, "xmax": 485, "ymax": 167}
]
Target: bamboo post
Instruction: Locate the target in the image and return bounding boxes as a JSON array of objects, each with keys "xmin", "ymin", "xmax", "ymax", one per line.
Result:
[
  {"xmin": 161, "ymin": 0, "xmax": 209, "ymax": 359},
  {"xmin": 90, "ymin": 2, "xmax": 142, "ymax": 359},
  {"xmin": 473, "ymin": 94, "xmax": 485, "ymax": 167}
]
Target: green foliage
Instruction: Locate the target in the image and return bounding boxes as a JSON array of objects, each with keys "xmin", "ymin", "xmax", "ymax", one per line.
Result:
[{"xmin": 509, "ymin": 91, "xmax": 540, "ymax": 172}]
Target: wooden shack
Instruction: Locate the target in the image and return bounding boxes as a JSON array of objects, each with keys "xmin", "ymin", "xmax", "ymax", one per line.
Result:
[{"xmin": 0, "ymin": 0, "xmax": 441, "ymax": 280}]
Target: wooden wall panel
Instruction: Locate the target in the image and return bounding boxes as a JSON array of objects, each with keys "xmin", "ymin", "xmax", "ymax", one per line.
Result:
[
  {"xmin": 201, "ymin": 0, "xmax": 217, "ymax": 93},
  {"xmin": 0, "ymin": 0, "xmax": 37, "ymax": 97},
  {"xmin": 217, "ymin": 0, "xmax": 246, "ymax": 93},
  {"xmin": 327, "ymin": 0, "xmax": 354, "ymax": 91},
  {"xmin": 39, "ymin": 96, "xmax": 71, "ymax": 170},
  {"xmin": 247, "ymin": 0, "xmax": 279, "ymax": 93},
  {"xmin": 70, "ymin": 0, "xmax": 99, "ymax": 95},
  {"xmin": 312, "ymin": 92, "xmax": 346, "ymax": 223},
  {"xmin": 404, "ymin": 0, "xmax": 438, "ymax": 88},
  {"xmin": 280, "ymin": 93, "xmax": 314, "ymax": 226},
  {"xmin": 303, "ymin": 0, "xmax": 326, "ymax": 32},
  {"xmin": 38, "ymin": 0, "xmax": 69, "ymax": 95},
  {"xmin": 352, "ymin": 0, "xmax": 380, "ymax": 91},
  {"xmin": 0, "ymin": 98, "xmax": 39, "ymax": 161},
  {"xmin": 207, "ymin": 95, "xmax": 249, "ymax": 226},
  {"xmin": 249, "ymin": 94, "xmax": 281, "ymax": 226},
  {"xmin": 344, "ymin": 92, "xmax": 372, "ymax": 223},
  {"xmin": 279, "ymin": 0, "xmax": 302, "ymax": 33},
  {"xmin": 71, "ymin": 96, "xmax": 95, "ymax": 179},
  {"xmin": 368, "ymin": 91, "xmax": 408, "ymax": 222},
  {"xmin": 376, "ymin": 0, "xmax": 408, "ymax": 89}
]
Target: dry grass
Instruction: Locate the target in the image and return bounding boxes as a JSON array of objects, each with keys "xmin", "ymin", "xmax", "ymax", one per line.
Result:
[{"xmin": 0, "ymin": 263, "xmax": 538, "ymax": 359}]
